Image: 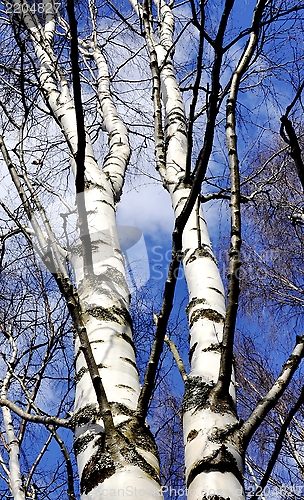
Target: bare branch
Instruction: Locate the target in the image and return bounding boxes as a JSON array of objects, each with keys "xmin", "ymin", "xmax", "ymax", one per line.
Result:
[
  {"xmin": 0, "ymin": 398, "xmax": 71, "ymax": 428},
  {"xmin": 249, "ymin": 385, "xmax": 304, "ymax": 500},
  {"xmin": 240, "ymin": 335, "xmax": 304, "ymax": 446},
  {"xmin": 280, "ymin": 114, "xmax": 304, "ymax": 192},
  {"xmin": 164, "ymin": 334, "xmax": 188, "ymax": 382},
  {"xmin": 213, "ymin": 0, "xmax": 267, "ymax": 400}
]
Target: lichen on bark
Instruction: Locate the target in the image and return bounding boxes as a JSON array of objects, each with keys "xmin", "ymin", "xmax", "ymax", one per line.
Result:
[
  {"xmin": 117, "ymin": 417, "xmax": 159, "ymax": 457},
  {"xmin": 74, "ymin": 431, "xmax": 101, "ymax": 456},
  {"xmin": 71, "ymin": 404, "xmax": 100, "ymax": 429},
  {"xmin": 81, "ymin": 444, "xmax": 117, "ymax": 494},
  {"xmin": 189, "ymin": 308, "xmax": 225, "ymax": 329},
  {"xmin": 187, "ymin": 429, "xmax": 198, "ymax": 442},
  {"xmin": 186, "ymin": 444, "xmax": 243, "ymax": 488},
  {"xmin": 182, "ymin": 376, "xmax": 215, "ymax": 413},
  {"xmin": 186, "ymin": 297, "xmax": 207, "ymax": 316},
  {"xmin": 87, "ymin": 305, "xmax": 132, "ymax": 326},
  {"xmin": 185, "ymin": 246, "xmax": 217, "ymax": 266}
]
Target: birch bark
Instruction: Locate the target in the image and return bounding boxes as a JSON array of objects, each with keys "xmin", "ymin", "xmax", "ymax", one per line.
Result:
[
  {"xmin": 3, "ymin": 0, "xmax": 302, "ymax": 497},
  {"xmin": 6, "ymin": 2, "xmax": 163, "ymax": 497},
  {"xmin": 129, "ymin": 0, "xmax": 245, "ymax": 497},
  {"xmin": 0, "ymin": 327, "xmax": 25, "ymax": 500}
]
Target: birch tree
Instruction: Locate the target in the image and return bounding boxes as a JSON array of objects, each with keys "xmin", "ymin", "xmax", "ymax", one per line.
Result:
[{"xmin": 0, "ymin": 0, "xmax": 303, "ymax": 499}]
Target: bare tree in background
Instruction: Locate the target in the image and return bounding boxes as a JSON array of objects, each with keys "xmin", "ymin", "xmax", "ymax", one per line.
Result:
[{"xmin": 0, "ymin": 0, "xmax": 303, "ymax": 499}]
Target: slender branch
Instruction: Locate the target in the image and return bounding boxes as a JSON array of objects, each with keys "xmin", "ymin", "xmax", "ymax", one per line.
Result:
[
  {"xmin": 284, "ymin": 426, "xmax": 304, "ymax": 477},
  {"xmin": 47, "ymin": 427, "xmax": 76, "ymax": 500},
  {"xmin": 0, "ymin": 135, "xmax": 56, "ymax": 271},
  {"xmin": 17, "ymin": 374, "xmax": 76, "ymax": 500},
  {"xmin": 223, "ymin": 4, "xmax": 304, "ymax": 53},
  {"xmin": 176, "ymin": 0, "xmax": 235, "ymax": 232},
  {"xmin": 185, "ymin": 1, "xmax": 205, "ymax": 183},
  {"xmin": 285, "ymin": 81, "xmax": 304, "ymax": 118},
  {"xmin": 280, "ymin": 113, "xmax": 304, "ymax": 192},
  {"xmin": 213, "ymin": 0, "xmax": 267, "ymax": 399},
  {"xmin": 107, "ymin": 0, "xmax": 142, "ymax": 36},
  {"xmin": 142, "ymin": 0, "xmax": 166, "ymax": 184},
  {"xmin": 0, "ymin": 99, "xmax": 20, "ymax": 129},
  {"xmin": 25, "ymin": 433, "xmax": 53, "ymax": 494},
  {"xmin": 32, "ymin": 178, "xmax": 74, "ymax": 213},
  {"xmin": 136, "ymin": 241, "xmax": 181, "ymax": 421},
  {"xmin": 246, "ymin": 458, "xmax": 267, "ymax": 500},
  {"xmin": 279, "ymin": 78, "xmax": 304, "ymax": 192},
  {"xmin": 0, "ymin": 398, "xmax": 70, "ymax": 428},
  {"xmin": 189, "ymin": 0, "xmax": 199, "ymax": 29},
  {"xmin": 164, "ymin": 335, "xmax": 188, "ymax": 382},
  {"xmin": 240, "ymin": 334, "xmax": 304, "ymax": 446},
  {"xmin": 0, "ymin": 137, "xmax": 67, "ymax": 273},
  {"xmin": 66, "ymin": 0, "xmax": 93, "ymax": 274},
  {"xmin": 18, "ymin": 267, "xmax": 59, "ymax": 444},
  {"xmin": 249, "ymin": 385, "xmax": 304, "ymax": 500},
  {"xmin": 18, "ymin": 168, "xmax": 68, "ymax": 276},
  {"xmin": 0, "ymin": 321, "xmax": 25, "ymax": 500}
]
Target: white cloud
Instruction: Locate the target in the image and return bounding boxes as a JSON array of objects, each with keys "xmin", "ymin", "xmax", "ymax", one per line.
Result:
[{"xmin": 117, "ymin": 181, "xmax": 174, "ymax": 237}]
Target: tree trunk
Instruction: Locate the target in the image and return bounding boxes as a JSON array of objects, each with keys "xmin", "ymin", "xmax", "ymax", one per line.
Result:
[
  {"xmin": 181, "ymin": 206, "xmax": 244, "ymax": 500},
  {"xmin": 144, "ymin": 1, "xmax": 245, "ymax": 495},
  {"xmin": 71, "ymin": 174, "xmax": 162, "ymax": 499},
  {"xmin": 13, "ymin": 5, "xmax": 163, "ymax": 497}
]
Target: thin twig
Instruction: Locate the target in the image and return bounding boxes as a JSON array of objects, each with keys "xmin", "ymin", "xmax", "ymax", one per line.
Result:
[
  {"xmin": 164, "ymin": 335, "xmax": 188, "ymax": 382},
  {"xmin": 240, "ymin": 334, "xmax": 304, "ymax": 446}
]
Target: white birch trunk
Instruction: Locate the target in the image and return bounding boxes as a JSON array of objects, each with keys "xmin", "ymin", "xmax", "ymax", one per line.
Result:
[
  {"xmin": 139, "ymin": 0, "xmax": 246, "ymax": 497},
  {"xmin": 181, "ymin": 207, "xmax": 244, "ymax": 500},
  {"xmin": 71, "ymin": 177, "xmax": 161, "ymax": 499},
  {"xmin": 1, "ymin": 331, "xmax": 25, "ymax": 500},
  {"xmin": 12, "ymin": 4, "xmax": 163, "ymax": 498},
  {"xmin": 1, "ymin": 406, "xmax": 25, "ymax": 500}
]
